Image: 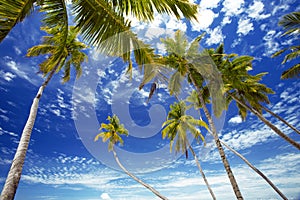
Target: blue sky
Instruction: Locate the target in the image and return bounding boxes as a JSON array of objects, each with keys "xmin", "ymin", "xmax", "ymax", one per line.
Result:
[{"xmin": 0, "ymin": 0, "xmax": 300, "ymax": 199}]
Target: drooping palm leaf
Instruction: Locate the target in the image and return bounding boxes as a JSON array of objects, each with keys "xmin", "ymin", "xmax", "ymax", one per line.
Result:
[
  {"xmin": 281, "ymin": 63, "xmax": 300, "ymax": 79},
  {"xmin": 0, "ymin": 0, "xmax": 36, "ymax": 42},
  {"xmin": 272, "ymin": 11, "xmax": 300, "ymax": 79},
  {"xmin": 110, "ymin": 0, "xmax": 198, "ymax": 22}
]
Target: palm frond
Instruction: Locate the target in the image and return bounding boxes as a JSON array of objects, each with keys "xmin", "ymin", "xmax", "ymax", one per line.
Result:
[
  {"xmin": 168, "ymin": 71, "xmax": 183, "ymax": 96},
  {"xmin": 0, "ymin": 0, "xmax": 35, "ymax": 42},
  {"xmin": 110, "ymin": 0, "xmax": 198, "ymax": 22},
  {"xmin": 281, "ymin": 63, "xmax": 300, "ymax": 79},
  {"xmin": 282, "ymin": 48, "xmax": 300, "ymax": 64},
  {"xmin": 279, "ymin": 11, "xmax": 300, "ymax": 36}
]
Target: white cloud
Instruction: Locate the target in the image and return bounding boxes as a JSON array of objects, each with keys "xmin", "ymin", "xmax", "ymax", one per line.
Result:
[
  {"xmin": 5, "ymin": 60, "xmax": 40, "ymax": 85},
  {"xmin": 262, "ymin": 30, "xmax": 281, "ymax": 56},
  {"xmin": 191, "ymin": 9, "xmax": 218, "ymax": 31},
  {"xmin": 205, "ymin": 26, "xmax": 224, "ymax": 46},
  {"xmin": 199, "ymin": 0, "xmax": 221, "ymax": 9},
  {"xmin": 228, "ymin": 116, "xmax": 242, "ymax": 124},
  {"xmin": 221, "ymin": 16, "xmax": 232, "ymax": 26},
  {"xmin": 166, "ymin": 18, "xmax": 187, "ymax": 32},
  {"xmin": 0, "ymin": 70, "xmax": 16, "ymax": 82},
  {"xmin": 237, "ymin": 18, "xmax": 254, "ymax": 36},
  {"xmin": 100, "ymin": 193, "xmax": 112, "ymax": 200},
  {"xmin": 221, "ymin": 0, "xmax": 245, "ymax": 16},
  {"xmin": 246, "ymin": 0, "xmax": 270, "ymax": 20}
]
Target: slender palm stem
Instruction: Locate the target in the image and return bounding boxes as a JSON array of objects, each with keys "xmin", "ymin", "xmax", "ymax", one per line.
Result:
[
  {"xmin": 261, "ymin": 105, "xmax": 300, "ymax": 135},
  {"xmin": 230, "ymin": 94, "xmax": 300, "ymax": 150},
  {"xmin": 188, "ymin": 74, "xmax": 244, "ymax": 199},
  {"xmin": 0, "ymin": 67, "xmax": 57, "ymax": 200},
  {"xmin": 188, "ymin": 142, "xmax": 216, "ymax": 200},
  {"xmin": 220, "ymin": 140, "xmax": 288, "ymax": 200},
  {"xmin": 112, "ymin": 148, "xmax": 169, "ymax": 200}
]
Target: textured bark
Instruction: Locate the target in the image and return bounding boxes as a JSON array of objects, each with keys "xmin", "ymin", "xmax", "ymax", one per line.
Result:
[
  {"xmin": 188, "ymin": 143, "xmax": 216, "ymax": 200},
  {"xmin": 220, "ymin": 140, "xmax": 288, "ymax": 200},
  {"xmin": 1, "ymin": 68, "xmax": 57, "ymax": 200},
  {"xmin": 230, "ymin": 94, "xmax": 300, "ymax": 150},
  {"xmin": 261, "ymin": 105, "xmax": 300, "ymax": 135},
  {"xmin": 112, "ymin": 148, "xmax": 169, "ymax": 200},
  {"xmin": 189, "ymin": 74, "xmax": 244, "ymax": 199}
]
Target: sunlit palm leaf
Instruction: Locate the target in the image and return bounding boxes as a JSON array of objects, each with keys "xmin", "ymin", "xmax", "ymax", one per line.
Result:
[
  {"xmin": 110, "ymin": 0, "xmax": 198, "ymax": 22},
  {"xmin": 0, "ymin": 0, "xmax": 35, "ymax": 42}
]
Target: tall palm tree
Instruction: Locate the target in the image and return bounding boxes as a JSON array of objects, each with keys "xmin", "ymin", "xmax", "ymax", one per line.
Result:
[
  {"xmin": 272, "ymin": 11, "xmax": 300, "ymax": 79},
  {"xmin": 219, "ymin": 140, "xmax": 288, "ymax": 200},
  {"xmin": 208, "ymin": 44, "xmax": 300, "ymax": 150},
  {"xmin": 94, "ymin": 115, "xmax": 168, "ymax": 200},
  {"xmin": 0, "ymin": 25, "xmax": 87, "ymax": 200},
  {"xmin": 161, "ymin": 101, "xmax": 216, "ymax": 200},
  {"xmin": 141, "ymin": 31, "xmax": 244, "ymax": 199},
  {"xmin": 187, "ymin": 90, "xmax": 289, "ymax": 199}
]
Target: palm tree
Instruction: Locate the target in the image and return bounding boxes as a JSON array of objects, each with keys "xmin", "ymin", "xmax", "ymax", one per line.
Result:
[
  {"xmin": 187, "ymin": 90, "xmax": 289, "ymax": 199},
  {"xmin": 161, "ymin": 101, "xmax": 216, "ymax": 200},
  {"xmin": 94, "ymin": 115, "xmax": 168, "ymax": 200},
  {"xmin": 272, "ymin": 11, "xmax": 300, "ymax": 79},
  {"xmin": 219, "ymin": 140, "xmax": 288, "ymax": 200},
  {"xmin": 0, "ymin": 0, "xmax": 198, "ymax": 71},
  {"xmin": 208, "ymin": 44, "xmax": 300, "ymax": 150},
  {"xmin": 0, "ymin": 25, "xmax": 87, "ymax": 200},
  {"xmin": 150, "ymin": 31, "xmax": 244, "ymax": 199}
]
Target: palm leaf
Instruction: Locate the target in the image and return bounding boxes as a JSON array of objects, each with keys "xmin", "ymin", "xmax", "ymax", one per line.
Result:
[
  {"xmin": 168, "ymin": 71, "xmax": 183, "ymax": 96},
  {"xmin": 110, "ymin": 0, "xmax": 198, "ymax": 22},
  {"xmin": 281, "ymin": 63, "xmax": 300, "ymax": 79},
  {"xmin": 0, "ymin": 0, "xmax": 35, "ymax": 42}
]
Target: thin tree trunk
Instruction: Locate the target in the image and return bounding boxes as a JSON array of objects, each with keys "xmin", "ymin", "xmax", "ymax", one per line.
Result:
[
  {"xmin": 188, "ymin": 143, "xmax": 216, "ymax": 200},
  {"xmin": 189, "ymin": 74, "xmax": 244, "ymax": 199},
  {"xmin": 112, "ymin": 148, "xmax": 169, "ymax": 200},
  {"xmin": 230, "ymin": 94, "xmax": 300, "ymax": 150},
  {"xmin": 1, "ymin": 68, "xmax": 57, "ymax": 200},
  {"xmin": 220, "ymin": 140, "xmax": 288, "ymax": 200},
  {"xmin": 261, "ymin": 105, "xmax": 300, "ymax": 135}
]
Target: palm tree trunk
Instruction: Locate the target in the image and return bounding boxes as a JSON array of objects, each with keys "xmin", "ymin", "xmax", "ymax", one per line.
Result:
[
  {"xmin": 111, "ymin": 148, "xmax": 169, "ymax": 200},
  {"xmin": 1, "ymin": 68, "xmax": 57, "ymax": 200},
  {"xmin": 188, "ymin": 74, "xmax": 244, "ymax": 199},
  {"xmin": 220, "ymin": 140, "xmax": 288, "ymax": 200},
  {"xmin": 230, "ymin": 94, "xmax": 300, "ymax": 150},
  {"xmin": 188, "ymin": 143, "xmax": 216, "ymax": 200},
  {"xmin": 261, "ymin": 105, "xmax": 300, "ymax": 135}
]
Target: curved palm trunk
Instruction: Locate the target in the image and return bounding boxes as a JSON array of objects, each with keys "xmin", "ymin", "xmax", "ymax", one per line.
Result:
[
  {"xmin": 261, "ymin": 105, "xmax": 300, "ymax": 135},
  {"xmin": 111, "ymin": 148, "xmax": 169, "ymax": 200},
  {"xmin": 189, "ymin": 74, "xmax": 244, "ymax": 199},
  {"xmin": 220, "ymin": 140, "xmax": 288, "ymax": 200},
  {"xmin": 230, "ymin": 94, "xmax": 300, "ymax": 150},
  {"xmin": 1, "ymin": 68, "xmax": 57, "ymax": 200},
  {"xmin": 188, "ymin": 143, "xmax": 216, "ymax": 200}
]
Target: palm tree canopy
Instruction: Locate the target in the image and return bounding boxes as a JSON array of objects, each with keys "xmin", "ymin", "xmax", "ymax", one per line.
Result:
[
  {"xmin": 26, "ymin": 25, "xmax": 87, "ymax": 82},
  {"xmin": 95, "ymin": 115, "xmax": 129, "ymax": 151},
  {"xmin": 162, "ymin": 101, "xmax": 207, "ymax": 154},
  {"xmin": 272, "ymin": 11, "xmax": 300, "ymax": 79},
  {"xmin": 208, "ymin": 44, "xmax": 274, "ymax": 120},
  {"xmin": 0, "ymin": 0, "xmax": 198, "ymax": 69}
]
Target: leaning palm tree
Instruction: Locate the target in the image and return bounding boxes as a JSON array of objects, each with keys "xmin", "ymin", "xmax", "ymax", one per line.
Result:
[
  {"xmin": 161, "ymin": 101, "xmax": 216, "ymax": 200},
  {"xmin": 141, "ymin": 31, "xmax": 244, "ymax": 199},
  {"xmin": 219, "ymin": 140, "xmax": 288, "ymax": 200},
  {"xmin": 94, "ymin": 115, "xmax": 168, "ymax": 200},
  {"xmin": 208, "ymin": 44, "xmax": 300, "ymax": 150},
  {"xmin": 187, "ymin": 88, "xmax": 288, "ymax": 199},
  {"xmin": 272, "ymin": 11, "xmax": 300, "ymax": 79},
  {"xmin": 0, "ymin": 25, "xmax": 87, "ymax": 200}
]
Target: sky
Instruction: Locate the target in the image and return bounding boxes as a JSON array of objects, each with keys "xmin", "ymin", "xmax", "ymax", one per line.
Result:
[{"xmin": 0, "ymin": 0, "xmax": 300, "ymax": 199}]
